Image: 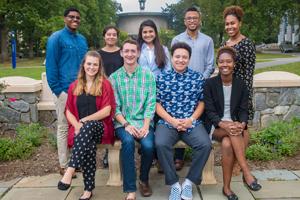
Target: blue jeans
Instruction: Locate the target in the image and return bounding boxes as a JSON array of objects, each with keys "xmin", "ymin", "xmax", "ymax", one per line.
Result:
[{"xmin": 116, "ymin": 127, "xmax": 155, "ymax": 192}]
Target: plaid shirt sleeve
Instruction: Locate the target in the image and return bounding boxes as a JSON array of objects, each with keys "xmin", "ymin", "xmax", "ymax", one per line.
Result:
[
  {"xmin": 109, "ymin": 75, "xmax": 122, "ymax": 116},
  {"xmin": 144, "ymin": 72, "xmax": 156, "ymax": 119}
]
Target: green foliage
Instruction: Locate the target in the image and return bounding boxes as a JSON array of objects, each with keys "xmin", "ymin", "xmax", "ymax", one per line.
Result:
[
  {"xmin": 118, "ymin": 30, "xmax": 129, "ymax": 46},
  {"xmin": 0, "ymin": 123, "xmax": 47, "ymax": 161},
  {"xmin": 0, "ymin": 0, "xmax": 119, "ymax": 59},
  {"xmin": 48, "ymin": 133, "xmax": 57, "ymax": 149},
  {"xmin": 159, "ymin": 28, "xmax": 176, "ymax": 48},
  {"xmin": 246, "ymin": 118, "xmax": 300, "ymax": 161},
  {"xmin": 163, "ymin": 0, "xmax": 299, "ymax": 45}
]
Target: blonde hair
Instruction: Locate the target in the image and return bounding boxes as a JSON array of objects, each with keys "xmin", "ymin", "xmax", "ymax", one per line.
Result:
[{"xmin": 73, "ymin": 51, "xmax": 106, "ymax": 96}]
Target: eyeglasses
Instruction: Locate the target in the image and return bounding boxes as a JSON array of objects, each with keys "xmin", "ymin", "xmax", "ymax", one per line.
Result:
[
  {"xmin": 67, "ymin": 15, "xmax": 81, "ymax": 20},
  {"xmin": 185, "ymin": 17, "xmax": 199, "ymax": 22}
]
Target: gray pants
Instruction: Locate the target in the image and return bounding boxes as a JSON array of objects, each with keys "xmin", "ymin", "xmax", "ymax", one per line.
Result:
[{"xmin": 155, "ymin": 124, "xmax": 211, "ymax": 185}]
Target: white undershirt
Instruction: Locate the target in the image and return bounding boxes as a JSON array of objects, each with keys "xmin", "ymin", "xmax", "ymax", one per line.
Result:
[{"xmin": 222, "ymin": 85, "xmax": 232, "ymax": 121}]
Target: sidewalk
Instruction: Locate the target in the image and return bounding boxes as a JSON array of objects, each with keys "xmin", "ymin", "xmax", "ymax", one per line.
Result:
[{"xmin": 1, "ymin": 166, "xmax": 300, "ymax": 200}]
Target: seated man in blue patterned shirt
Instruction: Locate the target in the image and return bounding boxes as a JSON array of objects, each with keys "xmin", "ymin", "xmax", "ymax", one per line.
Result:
[{"xmin": 155, "ymin": 42, "xmax": 212, "ymax": 200}]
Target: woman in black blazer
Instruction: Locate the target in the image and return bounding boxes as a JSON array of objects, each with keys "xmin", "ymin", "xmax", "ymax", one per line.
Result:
[{"xmin": 204, "ymin": 46, "xmax": 261, "ymax": 200}]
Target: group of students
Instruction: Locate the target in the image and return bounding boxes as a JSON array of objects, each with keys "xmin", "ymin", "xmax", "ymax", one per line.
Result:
[{"xmin": 46, "ymin": 5, "xmax": 261, "ymax": 200}]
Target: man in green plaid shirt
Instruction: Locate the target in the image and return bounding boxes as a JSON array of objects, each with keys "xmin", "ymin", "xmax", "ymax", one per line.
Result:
[{"xmin": 109, "ymin": 39, "xmax": 156, "ymax": 200}]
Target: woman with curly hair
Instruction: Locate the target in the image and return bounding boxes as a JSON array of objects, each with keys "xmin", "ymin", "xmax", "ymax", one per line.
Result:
[{"xmin": 204, "ymin": 47, "xmax": 261, "ymax": 200}]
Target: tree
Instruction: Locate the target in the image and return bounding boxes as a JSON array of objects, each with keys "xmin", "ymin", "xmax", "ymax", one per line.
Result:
[{"xmin": 0, "ymin": 0, "xmax": 119, "ymax": 60}]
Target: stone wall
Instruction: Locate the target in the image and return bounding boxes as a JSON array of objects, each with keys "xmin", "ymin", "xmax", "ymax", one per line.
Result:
[
  {"xmin": 252, "ymin": 71, "xmax": 300, "ymax": 129},
  {"xmin": 252, "ymin": 87, "xmax": 300, "ymax": 128},
  {"xmin": 0, "ymin": 92, "xmax": 40, "ymax": 133},
  {"xmin": 0, "ymin": 76, "xmax": 42, "ymax": 133}
]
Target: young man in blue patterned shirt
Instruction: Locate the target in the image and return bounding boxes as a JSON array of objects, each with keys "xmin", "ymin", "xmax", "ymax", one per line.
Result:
[{"xmin": 155, "ymin": 42, "xmax": 211, "ymax": 200}]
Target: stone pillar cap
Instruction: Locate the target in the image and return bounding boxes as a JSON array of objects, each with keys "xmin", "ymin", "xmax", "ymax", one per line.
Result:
[
  {"xmin": 0, "ymin": 76, "xmax": 42, "ymax": 93},
  {"xmin": 254, "ymin": 71, "xmax": 300, "ymax": 87}
]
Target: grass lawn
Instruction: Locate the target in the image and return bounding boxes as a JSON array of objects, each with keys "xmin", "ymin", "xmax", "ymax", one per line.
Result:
[
  {"xmin": 256, "ymin": 59, "xmax": 273, "ymax": 63},
  {"xmin": 255, "ymin": 62, "xmax": 300, "ymax": 76},
  {"xmin": 0, "ymin": 57, "xmax": 45, "ymax": 80},
  {"xmin": 0, "ymin": 67, "xmax": 45, "ymax": 80}
]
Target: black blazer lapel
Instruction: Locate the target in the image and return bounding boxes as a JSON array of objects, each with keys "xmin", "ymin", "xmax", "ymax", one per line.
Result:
[{"xmin": 216, "ymin": 75, "xmax": 224, "ymax": 113}]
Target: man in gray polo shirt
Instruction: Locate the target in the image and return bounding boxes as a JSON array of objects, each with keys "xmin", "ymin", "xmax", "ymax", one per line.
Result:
[{"xmin": 171, "ymin": 6, "xmax": 214, "ymax": 170}]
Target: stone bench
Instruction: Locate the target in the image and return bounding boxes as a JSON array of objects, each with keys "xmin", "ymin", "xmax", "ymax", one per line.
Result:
[
  {"xmin": 102, "ymin": 140, "xmax": 217, "ymax": 186},
  {"xmin": 37, "ymin": 72, "xmax": 56, "ymax": 111}
]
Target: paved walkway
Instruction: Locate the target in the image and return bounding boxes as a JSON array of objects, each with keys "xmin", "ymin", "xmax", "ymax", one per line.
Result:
[
  {"xmin": 256, "ymin": 56, "xmax": 300, "ymax": 69},
  {"xmin": 1, "ymin": 166, "xmax": 300, "ymax": 200}
]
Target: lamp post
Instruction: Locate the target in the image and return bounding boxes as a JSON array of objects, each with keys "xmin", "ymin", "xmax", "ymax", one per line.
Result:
[
  {"xmin": 9, "ymin": 31, "xmax": 16, "ymax": 69},
  {"xmin": 138, "ymin": 0, "xmax": 146, "ymax": 11}
]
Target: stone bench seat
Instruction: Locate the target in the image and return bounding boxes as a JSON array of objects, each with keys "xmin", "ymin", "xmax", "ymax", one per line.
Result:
[{"xmin": 100, "ymin": 140, "xmax": 217, "ymax": 186}]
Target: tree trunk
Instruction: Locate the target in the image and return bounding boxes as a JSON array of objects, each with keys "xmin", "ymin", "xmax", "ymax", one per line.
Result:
[
  {"xmin": 0, "ymin": 26, "xmax": 9, "ymax": 63},
  {"xmin": 0, "ymin": 14, "xmax": 9, "ymax": 63},
  {"xmin": 28, "ymin": 38, "xmax": 34, "ymax": 59}
]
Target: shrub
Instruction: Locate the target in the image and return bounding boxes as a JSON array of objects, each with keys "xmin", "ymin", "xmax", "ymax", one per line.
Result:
[
  {"xmin": 0, "ymin": 123, "xmax": 46, "ymax": 161},
  {"xmin": 246, "ymin": 118, "xmax": 300, "ymax": 161}
]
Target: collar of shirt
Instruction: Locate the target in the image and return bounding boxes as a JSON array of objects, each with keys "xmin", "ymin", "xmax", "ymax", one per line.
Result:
[
  {"xmin": 142, "ymin": 43, "xmax": 154, "ymax": 64},
  {"xmin": 170, "ymin": 66, "xmax": 189, "ymax": 77},
  {"xmin": 184, "ymin": 30, "xmax": 200, "ymax": 40},
  {"xmin": 64, "ymin": 26, "xmax": 77, "ymax": 36},
  {"xmin": 120, "ymin": 65, "xmax": 141, "ymax": 78}
]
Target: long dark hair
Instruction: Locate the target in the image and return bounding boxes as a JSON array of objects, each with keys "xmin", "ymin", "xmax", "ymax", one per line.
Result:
[{"xmin": 137, "ymin": 19, "xmax": 167, "ymax": 69}]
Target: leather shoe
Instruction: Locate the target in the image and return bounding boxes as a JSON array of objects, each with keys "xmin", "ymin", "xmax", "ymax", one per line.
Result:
[
  {"xmin": 175, "ymin": 159, "xmax": 184, "ymax": 171},
  {"xmin": 223, "ymin": 188, "xmax": 238, "ymax": 200},
  {"xmin": 243, "ymin": 176, "xmax": 262, "ymax": 191},
  {"xmin": 156, "ymin": 162, "xmax": 164, "ymax": 174},
  {"xmin": 139, "ymin": 181, "xmax": 152, "ymax": 197},
  {"xmin": 57, "ymin": 181, "xmax": 70, "ymax": 190},
  {"xmin": 79, "ymin": 192, "xmax": 93, "ymax": 200}
]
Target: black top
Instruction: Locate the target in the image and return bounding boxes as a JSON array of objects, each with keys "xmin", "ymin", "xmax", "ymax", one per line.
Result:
[
  {"xmin": 203, "ymin": 75, "xmax": 249, "ymax": 128},
  {"xmin": 223, "ymin": 38, "xmax": 256, "ymax": 119},
  {"xmin": 98, "ymin": 49, "xmax": 123, "ymax": 77},
  {"xmin": 77, "ymin": 93, "xmax": 97, "ymax": 119}
]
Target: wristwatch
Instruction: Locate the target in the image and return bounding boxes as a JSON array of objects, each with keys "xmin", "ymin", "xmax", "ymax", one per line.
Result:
[
  {"xmin": 123, "ymin": 122, "xmax": 130, "ymax": 128},
  {"xmin": 190, "ymin": 116, "xmax": 196, "ymax": 123}
]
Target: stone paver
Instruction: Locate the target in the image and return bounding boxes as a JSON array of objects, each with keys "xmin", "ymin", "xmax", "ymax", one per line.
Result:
[
  {"xmin": 0, "ymin": 178, "xmax": 22, "ymax": 199},
  {"xmin": 214, "ymin": 166, "xmax": 242, "ymax": 183},
  {"xmin": 2, "ymin": 167, "xmax": 300, "ymax": 200},
  {"xmin": 0, "ymin": 188, "xmax": 8, "ymax": 198},
  {"xmin": 252, "ymin": 170, "xmax": 299, "ymax": 181},
  {"xmin": 200, "ymin": 182, "xmax": 254, "ymax": 200},
  {"xmin": 293, "ymin": 170, "xmax": 300, "ymax": 178},
  {"xmin": 1, "ymin": 188, "xmax": 69, "ymax": 200},
  {"xmin": 66, "ymin": 186, "xmax": 123, "ymax": 200},
  {"xmin": 252, "ymin": 180, "xmax": 300, "ymax": 199},
  {"xmin": 0, "ymin": 178, "xmax": 21, "ymax": 188},
  {"xmin": 14, "ymin": 169, "xmax": 109, "ymax": 188}
]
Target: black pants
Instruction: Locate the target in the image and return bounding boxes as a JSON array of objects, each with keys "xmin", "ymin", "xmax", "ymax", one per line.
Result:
[{"xmin": 69, "ymin": 120, "xmax": 104, "ymax": 191}]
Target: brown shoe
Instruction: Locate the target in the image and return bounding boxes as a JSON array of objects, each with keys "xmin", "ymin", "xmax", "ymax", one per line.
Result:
[
  {"xmin": 175, "ymin": 159, "xmax": 184, "ymax": 171},
  {"xmin": 59, "ymin": 168, "xmax": 77, "ymax": 179},
  {"xmin": 156, "ymin": 162, "xmax": 164, "ymax": 174},
  {"xmin": 139, "ymin": 181, "xmax": 152, "ymax": 197}
]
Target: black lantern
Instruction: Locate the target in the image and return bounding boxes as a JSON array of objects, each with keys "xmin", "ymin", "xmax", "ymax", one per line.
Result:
[{"xmin": 139, "ymin": 0, "xmax": 146, "ymax": 11}]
